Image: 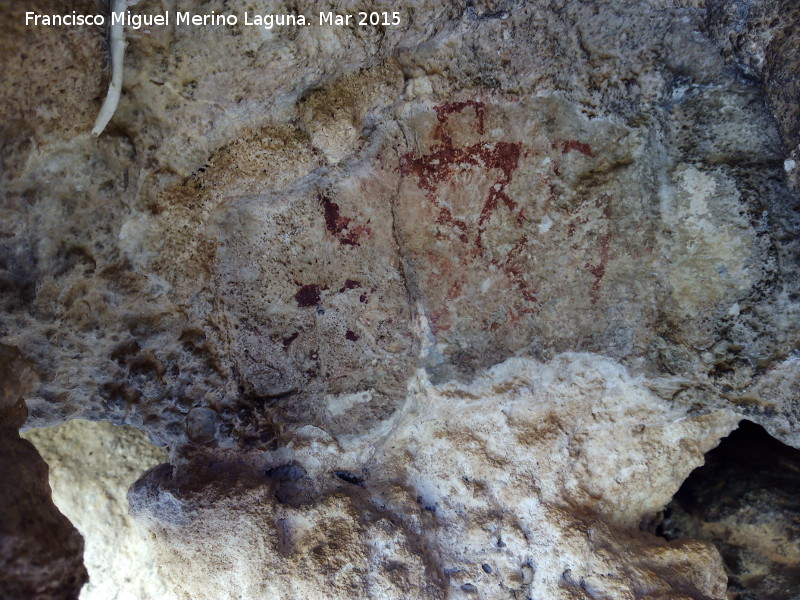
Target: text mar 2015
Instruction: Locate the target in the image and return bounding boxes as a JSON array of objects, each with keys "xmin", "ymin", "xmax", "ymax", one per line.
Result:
[{"xmin": 24, "ymin": 11, "xmax": 403, "ymax": 30}]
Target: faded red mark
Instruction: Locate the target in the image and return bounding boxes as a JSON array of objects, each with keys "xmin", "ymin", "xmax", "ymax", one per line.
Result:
[
  {"xmin": 490, "ymin": 236, "xmax": 538, "ymax": 305},
  {"xmin": 583, "ymin": 195, "xmax": 612, "ymax": 304},
  {"xmin": 345, "ymin": 330, "xmax": 359, "ymax": 341},
  {"xmin": 400, "ymin": 105, "xmax": 525, "ymax": 248},
  {"xmin": 554, "ymin": 139, "xmax": 593, "ymax": 156},
  {"xmin": 474, "ymin": 142, "xmax": 525, "ymax": 243},
  {"xmin": 401, "ymin": 104, "xmax": 607, "ymax": 320},
  {"xmin": 282, "ymin": 332, "xmax": 298, "ymax": 348},
  {"xmin": 319, "ymin": 194, "xmax": 369, "ymax": 247},
  {"xmin": 401, "ymin": 139, "xmax": 526, "ymax": 248},
  {"xmin": 567, "ymin": 216, "xmax": 588, "ymax": 237},
  {"xmin": 295, "ymin": 284, "xmax": 327, "ymax": 307},
  {"xmin": 434, "ymin": 101, "xmax": 486, "ymax": 136},
  {"xmin": 399, "ymin": 102, "xmax": 538, "ymax": 326}
]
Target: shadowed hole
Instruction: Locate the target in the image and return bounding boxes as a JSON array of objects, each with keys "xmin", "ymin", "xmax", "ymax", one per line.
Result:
[{"xmin": 659, "ymin": 420, "xmax": 800, "ymax": 600}]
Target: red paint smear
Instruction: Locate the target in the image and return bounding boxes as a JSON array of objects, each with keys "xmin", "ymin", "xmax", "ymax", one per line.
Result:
[
  {"xmin": 555, "ymin": 139, "xmax": 593, "ymax": 157},
  {"xmin": 319, "ymin": 194, "xmax": 369, "ymax": 247},
  {"xmin": 399, "ymin": 102, "xmax": 538, "ymax": 321},
  {"xmin": 338, "ymin": 279, "xmax": 362, "ymax": 293},
  {"xmin": 490, "ymin": 236, "xmax": 538, "ymax": 307},
  {"xmin": 295, "ymin": 284, "xmax": 327, "ymax": 307},
  {"xmin": 567, "ymin": 216, "xmax": 588, "ymax": 237},
  {"xmin": 345, "ymin": 330, "xmax": 360, "ymax": 341},
  {"xmin": 584, "ymin": 195, "xmax": 612, "ymax": 304},
  {"xmin": 434, "ymin": 101, "xmax": 486, "ymax": 135},
  {"xmin": 400, "ymin": 141, "xmax": 523, "ymax": 247}
]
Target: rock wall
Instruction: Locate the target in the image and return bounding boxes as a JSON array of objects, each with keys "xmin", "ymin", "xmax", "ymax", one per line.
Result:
[
  {"xmin": 1, "ymin": 0, "xmax": 799, "ymax": 598},
  {"xmin": 130, "ymin": 354, "xmax": 737, "ymax": 599},
  {"xmin": 0, "ymin": 345, "xmax": 87, "ymax": 599},
  {"xmin": 22, "ymin": 420, "xmax": 175, "ymax": 600}
]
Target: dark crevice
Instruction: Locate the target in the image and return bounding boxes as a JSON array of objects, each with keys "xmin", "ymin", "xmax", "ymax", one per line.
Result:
[
  {"xmin": 660, "ymin": 420, "xmax": 800, "ymax": 600},
  {"xmin": 334, "ymin": 470, "xmax": 365, "ymax": 487}
]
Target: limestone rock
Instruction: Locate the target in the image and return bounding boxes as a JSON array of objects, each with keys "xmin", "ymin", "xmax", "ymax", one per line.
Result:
[
  {"xmin": 663, "ymin": 420, "xmax": 800, "ymax": 600},
  {"xmin": 130, "ymin": 354, "xmax": 736, "ymax": 599},
  {"xmin": 706, "ymin": 0, "xmax": 800, "ymax": 188},
  {"xmin": 2, "ymin": 0, "xmax": 799, "ymax": 598},
  {"xmin": 0, "ymin": 345, "xmax": 87, "ymax": 599},
  {"xmin": 22, "ymin": 420, "xmax": 175, "ymax": 600}
]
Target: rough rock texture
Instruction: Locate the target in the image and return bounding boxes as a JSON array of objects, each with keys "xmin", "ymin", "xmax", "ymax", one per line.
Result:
[
  {"xmin": 22, "ymin": 420, "xmax": 175, "ymax": 600},
  {"xmin": 0, "ymin": 345, "xmax": 88, "ymax": 599},
  {"xmin": 2, "ymin": 0, "xmax": 800, "ymax": 598},
  {"xmin": 131, "ymin": 355, "xmax": 736, "ymax": 599},
  {"xmin": 706, "ymin": 0, "xmax": 800, "ymax": 188},
  {"xmin": 663, "ymin": 420, "xmax": 800, "ymax": 600}
]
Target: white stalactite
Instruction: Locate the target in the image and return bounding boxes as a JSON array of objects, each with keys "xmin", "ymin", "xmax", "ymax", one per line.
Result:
[{"xmin": 92, "ymin": 0, "xmax": 127, "ymax": 136}]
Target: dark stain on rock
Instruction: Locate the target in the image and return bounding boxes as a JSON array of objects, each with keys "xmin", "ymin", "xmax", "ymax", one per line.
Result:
[
  {"xmin": 319, "ymin": 194, "xmax": 368, "ymax": 246},
  {"xmin": 264, "ymin": 464, "xmax": 316, "ymax": 507},
  {"xmin": 338, "ymin": 279, "xmax": 362, "ymax": 292},
  {"xmin": 557, "ymin": 139, "xmax": 593, "ymax": 156},
  {"xmin": 295, "ymin": 284, "xmax": 326, "ymax": 307},
  {"xmin": 110, "ymin": 339, "xmax": 141, "ymax": 365},
  {"xmin": 334, "ymin": 470, "xmax": 365, "ymax": 487},
  {"xmin": 345, "ymin": 330, "xmax": 360, "ymax": 341},
  {"xmin": 282, "ymin": 332, "xmax": 299, "ymax": 348}
]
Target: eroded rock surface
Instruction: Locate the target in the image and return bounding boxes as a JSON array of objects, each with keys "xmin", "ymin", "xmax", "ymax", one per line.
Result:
[
  {"xmin": 663, "ymin": 420, "xmax": 800, "ymax": 600},
  {"xmin": 22, "ymin": 420, "xmax": 175, "ymax": 600},
  {"xmin": 0, "ymin": 345, "xmax": 87, "ymax": 599},
  {"xmin": 2, "ymin": 0, "xmax": 799, "ymax": 598},
  {"xmin": 706, "ymin": 0, "xmax": 800, "ymax": 188},
  {"xmin": 130, "ymin": 355, "xmax": 735, "ymax": 599}
]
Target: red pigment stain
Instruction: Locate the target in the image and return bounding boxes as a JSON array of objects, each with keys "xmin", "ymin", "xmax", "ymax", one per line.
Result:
[
  {"xmin": 567, "ymin": 216, "xmax": 588, "ymax": 237},
  {"xmin": 584, "ymin": 195, "xmax": 612, "ymax": 304},
  {"xmin": 295, "ymin": 284, "xmax": 327, "ymax": 307},
  {"xmin": 434, "ymin": 101, "xmax": 486, "ymax": 136},
  {"xmin": 399, "ymin": 101, "xmax": 538, "ymax": 323},
  {"xmin": 345, "ymin": 330, "xmax": 360, "ymax": 341},
  {"xmin": 490, "ymin": 236, "xmax": 538, "ymax": 305},
  {"xmin": 400, "ymin": 140, "xmax": 523, "ymax": 247},
  {"xmin": 338, "ymin": 279, "xmax": 362, "ymax": 293},
  {"xmin": 555, "ymin": 139, "xmax": 593, "ymax": 157},
  {"xmin": 319, "ymin": 194, "xmax": 369, "ymax": 247},
  {"xmin": 475, "ymin": 142, "xmax": 524, "ymax": 242}
]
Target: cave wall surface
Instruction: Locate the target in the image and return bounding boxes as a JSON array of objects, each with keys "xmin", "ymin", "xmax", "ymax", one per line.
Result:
[
  {"xmin": 22, "ymin": 420, "xmax": 175, "ymax": 600},
  {"xmin": 1, "ymin": 0, "xmax": 799, "ymax": 598},
  {"xmin": 0, "ymin": 344, "xmax": 87, "ymax": 599}
]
